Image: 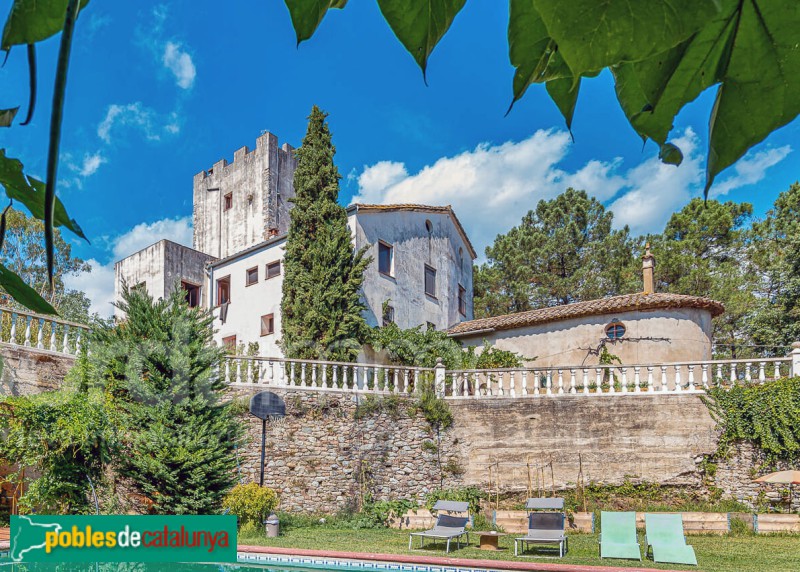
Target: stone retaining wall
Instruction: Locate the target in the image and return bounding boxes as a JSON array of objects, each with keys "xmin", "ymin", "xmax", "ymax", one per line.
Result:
[{"xmin": 0, "ymin": 344, "xmax": 75, "ymax": 397}]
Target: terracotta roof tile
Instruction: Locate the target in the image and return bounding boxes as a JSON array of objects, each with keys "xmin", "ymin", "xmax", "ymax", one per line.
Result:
[{"xmin": 449, "ymin": 292, "xmax": 725, "ymax": 336}]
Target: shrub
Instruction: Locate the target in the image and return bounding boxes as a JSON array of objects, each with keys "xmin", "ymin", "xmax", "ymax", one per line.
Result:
[
  {"xmin": 222, "ymin": 483, "xmax": 279, "ymax": 526},
  {"xmin": 425, "ymin": 486, "xmax": 485, "ymax": 515}
]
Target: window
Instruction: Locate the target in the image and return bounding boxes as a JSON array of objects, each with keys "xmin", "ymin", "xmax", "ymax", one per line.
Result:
[
  {"xmin": 216, "ymin": 276, "xmax": 231, "ymax": 305},
  {"xmin": 132, "ymin": 282, "xmax": 146, "ymax": 293},
  {"xmin": 424, "ymin": 265, "xmax": 437, "ymax": 298},
  {"xmin": 266, "ymin": 260, "xmax": 281, "ymax": 279},
  {"xmin": 378, "ymin": 241, "xmax": 393, "ymax": 276},
  {"xmin": 382, "ymin": 304, "xmax": 395, "ymax": 327},
  {"xmin": 223, "ymin": 192, "xmax": 233, "ymax": 211},
  {"xmin": 222, "ymin": 335, "xmax": 237, "ymax": 349},
  {"xmin": 260, "ymin": 314, "xmax": 275, "ymax": 336},
  {"xmin": 605, "ymin": 320, "xmax": 626, "ymax": 340},
  {"xmin": 458, "ymin": 285, "xmax": 467, "ymax": 316},
  {"xmin": 425, "ymin": 219, "xmax": 433, "ymax": 233},
  {"xmin": 181, "ymin": 281, "xmax": 200, "ymax": 308},
  {"xmin": 246, "ymin": 266, "xmax": 259, "ymax": 286},
  {"xmin": 426, "ymin": 322, "xmax": 436, "ymax": 331}
]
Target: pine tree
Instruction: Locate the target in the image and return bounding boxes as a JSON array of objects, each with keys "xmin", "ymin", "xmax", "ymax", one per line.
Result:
[
  {"xmin": 280, "ymin": 106, "xmax": 370, "ymax": 361},
  {"xmin": 89, "ymin": 285, "xmax": 241, "ymax": 514}
]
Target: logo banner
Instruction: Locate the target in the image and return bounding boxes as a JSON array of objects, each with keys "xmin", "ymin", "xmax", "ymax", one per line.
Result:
[{"xmin": 10, "ymin": 515, "xmax": 237, "ymax": 563}]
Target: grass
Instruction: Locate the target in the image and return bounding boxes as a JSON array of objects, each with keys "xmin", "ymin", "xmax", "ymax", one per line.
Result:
[{"xmin": 239, "ymin": 526, "xmax": 800, "ymax": 572}]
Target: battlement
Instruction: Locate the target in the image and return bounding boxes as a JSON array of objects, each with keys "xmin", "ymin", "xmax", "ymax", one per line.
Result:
[
  {"xmin": 192, "ymin": 131, "xmax": 298, "ymax": 259},
  {"xmin": 193, "ymin": 131, "xmax": 296, "ymax": 184}
]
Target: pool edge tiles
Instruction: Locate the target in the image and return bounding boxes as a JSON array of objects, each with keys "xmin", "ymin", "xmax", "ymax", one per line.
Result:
[{"xmin": 237, "ymin": 553, "xmax": 505, "ymax": 572}]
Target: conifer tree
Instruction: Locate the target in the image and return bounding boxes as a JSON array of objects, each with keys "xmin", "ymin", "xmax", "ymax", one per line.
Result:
[
  {"xmin": 280, "ymin": 106, "xmax": 370, "ymax": 361},
  {"xmin": 89, "ymin": 285, "xmax": 241, "ymax": 514}
]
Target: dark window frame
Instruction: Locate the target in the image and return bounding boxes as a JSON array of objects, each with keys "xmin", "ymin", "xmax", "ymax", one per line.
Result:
[
  {"xmin": 605, "ymin": 321, "xmax": 626, "ymax": 340},
  {"xmin": 458, "ymin": 284, "xmax": 467, "ymax": 316},
  {"xmin": 424, "ymin": 265, "xmax": 437, "ymax": 298},
  {"xmin": 223, "ymin": 192, "xmax": 233, "ymax": 211},
  {"xmin": 222, "ymin": 335, "xmax": 237, "ymax": 349},
  {"xmin": 266, "ymin": 260, "xmax": 281, "ymax": 280},
  {"xmin": 181, "ymin": 280, "xmax": 200, "ymax": 308},
  {"xmin": 382, "ymin": 304, "xmax": 395, "ymax": 327},
  {"xmin": 245, "ymin": 266, "xmax": 259, "ymax": 287},
  {"xmin": 378, "ymin": 241, "xmax": 393, "ymax": 276},
  {"xmin": 216, "ymin": 275, "xmax": 231, "ymax": 306},
  {"xmin": 260, "ymin": 313, "xmax": 275, "ymax": 336}
]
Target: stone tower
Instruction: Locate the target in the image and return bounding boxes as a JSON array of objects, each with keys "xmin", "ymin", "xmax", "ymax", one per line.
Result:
[{"xmin": 192, "ymin": 131, "xmax": 297, "ymax": 259}]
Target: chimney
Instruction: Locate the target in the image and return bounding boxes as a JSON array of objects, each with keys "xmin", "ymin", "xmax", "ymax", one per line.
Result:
[
  {"xmin": 267, "ymin": 227, "xmax": 279, "ymax": 239},
  {"xmin": 642, "ymin": 243, "xmax": 655, "ymax": 294}
]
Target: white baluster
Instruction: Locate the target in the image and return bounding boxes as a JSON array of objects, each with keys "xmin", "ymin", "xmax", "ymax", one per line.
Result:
[
  {"xmin": 279, "ymin": 361, "xmax": 286, "ymax": 386},
  {"xmin": 647, "ymin": 366, "xmax": 654, "ymax": 392},
  {"xmin": 224, "ymin": 358, "xmax": 230, "ymax": 383},
  {"xmin": 758, "ymin": 362, "xmax": 766, "ymax": 383},
  {"xmin": 557, "ymin": 369, "xmax": 564, "ymax": 394},
  {"xmin": 545, "ymin": 371, "xmax": 552, "ymax": 395},
  {"xmin": 290, "ymin": 362, "xmax": 296, "ymax": 386},
  {"xmin": 569, "ymin": 369, "xmax": 576, "ymax": 394},
  {"xmin": 402, "ymin": 369, "xmax": 408, "ymax": 394},
  {"xmin": 533, "ymin": 371, "xmax": 540, "ymax": 395},
  {"xmin": 23, "ymin": 315, "xmax": 32, "ymax": 347},
  {"xmin": 687, "ymin": 365, "xmax": 696, "ymax": 391},
  {"xmin": 773, "ymin": 361, "xmax": 781, "ymax": 380},
  {"xmin": 716, "ymin": 363, "xmax": 723, "ymax": 385},
  {"xmin": 413, "ymin": 369, "xmax": 419, "ymax": 393},
  {"xmin": 75, "ymin": 329, "xmax": 83, "ymax": 355},
  {"xmin": 49, "ymin": 321, "xmax": 57, "ymax": 351},
  {"xmin": 674, "ymin": 366, "xmax": 682, "ymax": 392},
  {"xmin": 745, "ymin": 362, "xmax": 752, "ymax": 383},
  {"xmin": 509, "ymin": 370, "xmax": 516, "ymax": 397},
  {"xmin": 608, "ymin": 367, "xmax": 616, "ymax": 394},
  {"xmin": 621, "ymin": 367, "xmax": 628, "ymax": 393},
  {"xmin": 36, "ymin": 318, "xmax": 45, "ymax": 349},
  {"xmin": 235, "ymin": 359, "xmax": 242, "ymax": 384},
  {"xmin": 701, "ymin": 364, "xmax": 709, "ymax": 390},
  {"xmin": 595, "ymin": 367, "xmax": 603, "ymax": 394},
  {"xmin": 310, "ymin": 364, "xmax": 317, "ymax": 388},
  {"xmin": 301, "ymin": 363, "xmax": 307, "ymax": 387},
  {"xmin": 582, "ymin": 369, "xmax": 589, "ymax": 395},
  {"xmin": 9, "ymin": 312, "xmax": 17, "ymax": 344},
  {"xmin": 634, "ymin": 367, "xmax": 641, "ymax": 393},
  {"xmin": 730, "ymin": 363, "xmax": 737, "ymax": 385},
  {"xmin": 660, "ymin": 366, "xmax": 668, "ymax": 392}
]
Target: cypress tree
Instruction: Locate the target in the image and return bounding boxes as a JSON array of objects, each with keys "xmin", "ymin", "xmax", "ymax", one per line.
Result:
[
  {"xmin": 89, "ymin": 285, "xmax": 242, "ymax": 514},
  {"xmin": 280, "ymin": 106, "xmax": 370, "ymax": 361}
]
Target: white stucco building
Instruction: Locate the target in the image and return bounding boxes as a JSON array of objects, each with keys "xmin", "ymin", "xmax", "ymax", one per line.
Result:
[{"xmin": 115, "ymin": 132, "xmax": 476, "ymax": 358}]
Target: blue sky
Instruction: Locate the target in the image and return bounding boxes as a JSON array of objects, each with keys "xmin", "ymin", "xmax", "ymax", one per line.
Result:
[{"xmin": 0, "ymin": 1, "xmax": 797, "ymax": 316}]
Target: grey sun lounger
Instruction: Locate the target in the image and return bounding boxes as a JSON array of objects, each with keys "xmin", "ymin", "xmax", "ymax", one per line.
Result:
[
  {"xmin": 514, "ymin": 509, "xmax": 568, "ymax": 557},
  {"xmin": 408, "ymin": 500, "xmax": 470, "ymax": 553}
]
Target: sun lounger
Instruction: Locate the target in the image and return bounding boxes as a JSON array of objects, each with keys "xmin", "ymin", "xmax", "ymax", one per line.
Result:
[
  {"xmin": 645, "ymin": 513, "xmax": 698, "ymax": 566},
  {"xmin": 599, "ymin": 511, "xmax": 641, "ymax": 560},
  {"xmin": 514, "ymin": 512, "xmax": 568, "ymax": 557},
  {"xmin": 408, "ymin": 500, "xmax": 470, "ymax": 553}
]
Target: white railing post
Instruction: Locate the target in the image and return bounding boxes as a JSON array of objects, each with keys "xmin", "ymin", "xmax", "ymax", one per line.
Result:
[
  {"xmin": 557, "ymin": 369, "xmax": 564, "ymax": 394},
  {"xmin": 634, "ymin": 367, "xmax": 641, "ymax": 393},
  {"xmin": 23, "ymin": 315, "xmax": 32, "ymax": 347},
  {"xmin": 660, "ymin": 366, "xmax": 668, "ymax": 392},
  {"xmin": 701, "ymin": 364, "xmax": 709, "ymax": 390},
  {"xmin": 9, "ymin": 312, "xmax": 17, "ymax": 343},
  {"xmin": 569, "ymin": 369, "xmax": 576, "ymax": 394},
  {"xmin": 674, "ymin": 366, "xmax": 682, "ymax": 392},
  {"xmin": 509, "ymin": 370, "xmax": 516, "ymax": 397},
  {"xmin": 582, "ymin": 368, "xmax": 589, "ymax": 395},
  {"xmin": 521, "ymin": 370, "xmax": 528, "ymax": 396},
  {"xmin": 687, "ymin": 365, "xmax": 696, "ymax": 391},
  {"xmin": 434, "ymin": 358, "xmax": 446, "ymax": 398},
  {"xmin": 35, "ymin": 318, "xmax": 44, "ymax": 349},
  {"xmin": 49, "ymin": 321, "xmax": 57, "ymax": 351},
  {"xmin": 647, "ymin": 366, "xmax": 654, "ymax": 392},
  {"xmin": 791, "ymin": 342, "xmax": 800, "ymax": 377}
]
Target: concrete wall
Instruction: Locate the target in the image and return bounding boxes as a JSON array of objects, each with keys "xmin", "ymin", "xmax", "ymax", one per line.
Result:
[
  {"xmin": 210, "ymin": 238, "xmax": 286, "ymax": 356},
  {"xmin": 114, "ymin": 240, "xmax": 216, "ymax": 318},
  {"xmin": 0, "ymin": 345, "xmax": 74, "ymax": 397},
  {"xmin": 193, "ymin": 132, "xmax": 297, "ymax": 260},
  {"xmin": 353, "ymin": 210, "xmax": 474, "ymax": 331},
  {"xmin": 457, "ymin": 307, "xmax": 714, "ymax": 366},
  {"xmin": 228, "ymin": 387, "xmax": 719, "ymax": 512}
]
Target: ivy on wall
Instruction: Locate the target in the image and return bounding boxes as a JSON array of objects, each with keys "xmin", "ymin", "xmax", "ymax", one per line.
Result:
[{"xmin": 703, "ymin": 377, "xmax": 800, "ymax": 465}]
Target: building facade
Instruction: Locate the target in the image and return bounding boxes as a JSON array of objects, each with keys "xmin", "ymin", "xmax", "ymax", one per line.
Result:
[{"xmin": 114, "ymin": 132, "xmax": 476, "ymax": 357}]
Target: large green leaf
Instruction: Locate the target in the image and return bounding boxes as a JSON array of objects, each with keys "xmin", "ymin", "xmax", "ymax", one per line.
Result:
[
  {"xmin": 0, "ymin": 150, "xmax": 86, "ymax": 240},
  {"xmin": 1, "ymin": 0, "xmax": 90, "ymax": 50},
  {"xmin": 533, "ymin": 0, "xmax": 720, "ymax": 77},
  {"xmin": 0, "ymin": 263, "xmax": 57, "ymax": 314},
  {"xmin": 284, "ymin": 0, "xmax": 348, "ymax": 46},
  {"xmin": 706, "ymin": 0, "xmax": 800, "ymax": 192},
  {"xmin": 546, "ymin": 75, "xmax": 580, "ymax": 132},
  {"xmin": 611, "ymin": 0, "xmax": 739, "ymax": 145},
  {"xmin": 0, "ymin": 107, "xmax": 19, "ymax": 127},
  {"xmin": 508, "ymin": 0, "xmax": 559, "ymax": 106},
  {"xmin": 376, "ymin": 0, "xmax": 466, "ymax": 79}
]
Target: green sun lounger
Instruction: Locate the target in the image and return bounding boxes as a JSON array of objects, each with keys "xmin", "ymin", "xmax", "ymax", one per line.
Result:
[
  {"xmin": 599, "ymin": 511, "xmax": 641, "ymax": 560},
  {"xmin": 645, "ymin": 513, "xmax": 698, "ymax": 566}
]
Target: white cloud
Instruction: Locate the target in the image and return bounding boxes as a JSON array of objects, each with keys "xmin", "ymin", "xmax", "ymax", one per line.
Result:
[
  {"xmin": 351, "ymin": 128, "xmax": 790, "ymax": 257},
  {"xmin": 710, "ymin": 145, "xmax": 793, "ymax": 198},
  {"xmin": 162, "ymin": 41, "xmax": 196, "ymax": 89},
  {"xmin": 64, "ymin": 259, "xmax": 116, "ymax": 318},
  {"xmin": 78, "ymin": 152, "xmax": 106, "ymax": 177},
  {"xmin": 97, "ymin": 102, "xmax": 180, "ymax": 144},
  {"xmin": 111, "ymin": 216, "xmax": 193, "ymax": 260},
  {"xmin": 66, "ymin": 217, "xmax": 194, "ymax": 318}
]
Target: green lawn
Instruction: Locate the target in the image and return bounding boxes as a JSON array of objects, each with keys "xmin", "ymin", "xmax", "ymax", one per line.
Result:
[{"xmin": 239, "ymin": 527, "xmax": 800, "ymax": 572}]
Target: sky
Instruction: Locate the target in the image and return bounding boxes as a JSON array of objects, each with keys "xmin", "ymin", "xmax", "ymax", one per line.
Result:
[{"xmin": 0, "ymin": 1, "xmax": 797, "ymax": 318}]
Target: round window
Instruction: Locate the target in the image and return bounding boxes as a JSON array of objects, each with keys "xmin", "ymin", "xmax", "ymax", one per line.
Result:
[{"xmin": 605, "ymin": 322, "xmax": 626, "ymax": 340}]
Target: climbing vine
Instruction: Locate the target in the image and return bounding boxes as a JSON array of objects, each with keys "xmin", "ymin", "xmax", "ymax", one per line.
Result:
[{"xmin": 703, "ymin": 377, "xmax": 800, "ymax": 465}]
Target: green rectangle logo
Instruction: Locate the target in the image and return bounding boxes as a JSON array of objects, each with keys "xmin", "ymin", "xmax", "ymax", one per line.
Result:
[{"xmin": 10, "ymin": 515, "xmax": 237, "ymax": 563}]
